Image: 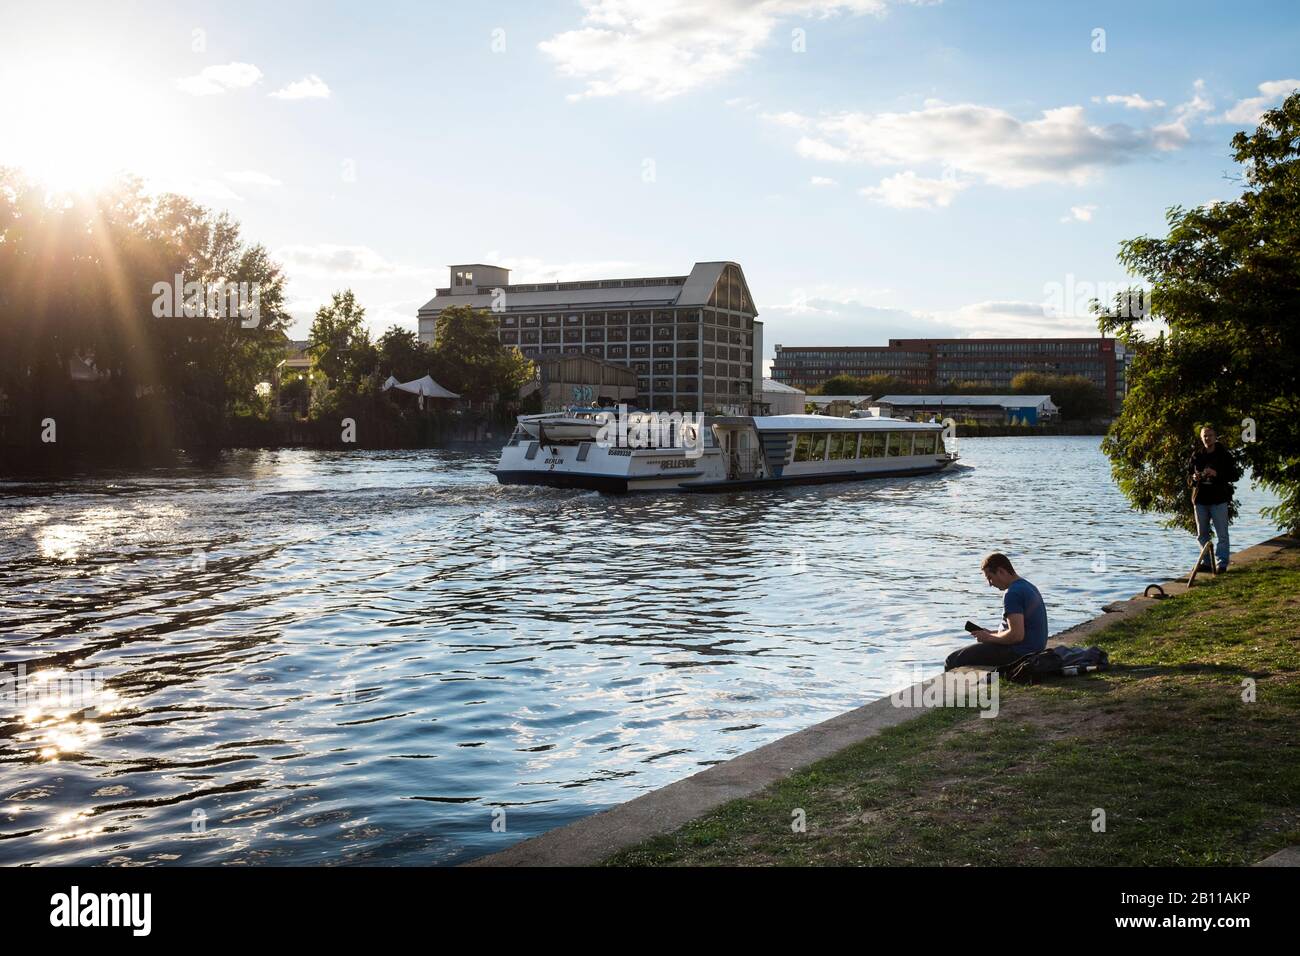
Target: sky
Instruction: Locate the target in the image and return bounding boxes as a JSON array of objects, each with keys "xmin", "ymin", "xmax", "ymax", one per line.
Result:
[{"xmin": 1, "ymin": 0, "xmax": 1297, "ymax": 362}]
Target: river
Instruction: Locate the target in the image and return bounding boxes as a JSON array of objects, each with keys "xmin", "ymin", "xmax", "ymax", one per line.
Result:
[{"xmin": 0, "ymin": 437, "xmax": 1281, "ymax": 865}]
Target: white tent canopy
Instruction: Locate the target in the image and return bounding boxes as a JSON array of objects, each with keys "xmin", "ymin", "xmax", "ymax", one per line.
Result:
[{"xmin": 382, "ymin": 374, "xmax": 459, "ymax": 399}]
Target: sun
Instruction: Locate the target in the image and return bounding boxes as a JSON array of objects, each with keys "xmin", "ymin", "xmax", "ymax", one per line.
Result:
[{"xmin": 0, "ymin": 53, "xmax": 160, "ymax": 194}]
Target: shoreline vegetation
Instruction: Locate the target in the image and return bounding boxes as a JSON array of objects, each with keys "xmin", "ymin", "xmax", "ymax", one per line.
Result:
[{"xmin": 601, "ymin": 537, "xmax": 1300, "ymax": 867}]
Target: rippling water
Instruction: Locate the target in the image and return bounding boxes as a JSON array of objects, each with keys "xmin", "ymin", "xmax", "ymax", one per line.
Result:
[{"xmin": 0, "ymin": 438, "xmax": 1281, "ymax": 865}]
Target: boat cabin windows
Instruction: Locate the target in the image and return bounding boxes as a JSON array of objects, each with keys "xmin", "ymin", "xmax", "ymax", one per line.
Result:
[
  {"xmin": 887, "ymin": 432, "xmax": 912, "ymax": 457},
  {"xmin": 787, "ymin": 429, "xmax": 936, "ymax": 463},
  {"xmin": 863, "ymin": 432, "xmax": 887, "ymax": 458}
]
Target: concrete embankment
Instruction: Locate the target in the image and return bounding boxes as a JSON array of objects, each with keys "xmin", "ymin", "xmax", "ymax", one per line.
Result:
[{"xmin": 467, "ymin": 535, "xmax": 1297, "ymax": 867}]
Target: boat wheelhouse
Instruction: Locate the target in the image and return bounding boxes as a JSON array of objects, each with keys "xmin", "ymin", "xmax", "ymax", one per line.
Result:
[{"xmin": 495, "ymin": 411, "xmax": 958, "ymax": 493}]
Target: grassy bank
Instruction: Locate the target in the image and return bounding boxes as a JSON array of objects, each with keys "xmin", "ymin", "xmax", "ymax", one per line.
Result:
[{"xmin": 607, "ymin": 542, "xmax": 1300, "ymax": 866}]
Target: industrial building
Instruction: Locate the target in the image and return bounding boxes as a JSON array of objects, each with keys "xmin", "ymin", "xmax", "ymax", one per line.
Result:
[
  {"xmin": 772, "ymin": 337, "xmax": 1125, "ymax": 412},
  {"xmin": 418, "ymin": 261, "xmax": 762, "ymax": 414},
  {"xmin": 524, "ymin": 354, "xmax": 638, "ymax": 411}
]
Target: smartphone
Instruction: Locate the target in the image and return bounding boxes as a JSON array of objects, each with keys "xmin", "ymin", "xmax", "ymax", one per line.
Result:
[{"xmin": 964, "ymin": 620, "xmax": 983, "ymax": 633}]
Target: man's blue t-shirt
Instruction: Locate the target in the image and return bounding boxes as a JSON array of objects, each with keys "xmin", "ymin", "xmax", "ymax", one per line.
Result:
[{"xmin": 1003, "ymin": 578, "xmax": 1048, "ymax": 651}]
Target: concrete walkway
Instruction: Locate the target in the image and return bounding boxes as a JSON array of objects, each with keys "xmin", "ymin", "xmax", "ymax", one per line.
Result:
[
  {"xmin": 1254, "ymin": 847, "xmax": 1300, "ymax": 866},
  {"xmin": 468, "ymin": 535, "xmax": 1297, "ymax": 867}
]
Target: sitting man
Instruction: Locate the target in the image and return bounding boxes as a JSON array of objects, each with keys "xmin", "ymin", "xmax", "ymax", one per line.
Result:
[{"xmin": 945, "ymin": 552, "xmax": 1049, "ymax": 670}]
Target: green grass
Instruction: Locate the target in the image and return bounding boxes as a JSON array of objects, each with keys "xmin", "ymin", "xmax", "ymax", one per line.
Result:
[{"xmin": 606, "ymin": 545, "xmax": 1300, "ymax": 866}]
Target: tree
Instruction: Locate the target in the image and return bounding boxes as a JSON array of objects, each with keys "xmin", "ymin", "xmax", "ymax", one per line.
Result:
[
  {"xmin": 1098, "ymin": 92, "xmax": 1300, "ymax": 534},
  {"xmin": 946, "ymin": 379, "xmax": 998, "ymax": 395},
  {"xmin": 431, "ymin": 305, "xmax": 533, "ymax": 404},
  {"xmin": 376, "ymin": 326, "xmax": 431, "ymax": 383},
  {"xmin": 309, "ymin": 290, "xmax": 376, "ymax": 391},
  {"xmin": 815, "ymin": 373, "xmax": 907, "ymax": 396},
  {"xmin": 1010, "ymin": 371, "xmax": 1108, "ymax": 420},
  {"xmin": 0, "ymin": 170, "xmax": 288, "ymax": 457}
]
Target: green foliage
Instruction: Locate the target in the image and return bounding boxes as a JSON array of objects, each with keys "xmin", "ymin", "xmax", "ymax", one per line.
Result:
[
  {"xmin": 430, "ymin": 305, "xmax": 534, "ymax": 403},
  {"xmin": 1098, "ymin": 92, "xmax": 1300, "ymax": 534},
  {"xmin": 376, "ymin": 325, "xmax": 431, "ymax": 382},
  {"xmin": 0, "ymin": 170, "xmax": 289, "ymax": 457},
  {"xmin": 1010, "ymin": 371, "xmax": 1108, "ymax": 420},
  {"xmin": 814, "ymin": 373, "xmax": 906, "ymax": 396},
  {"xmin": 308, "ymin": 290, "xmax": 376, "ymax": 391}
]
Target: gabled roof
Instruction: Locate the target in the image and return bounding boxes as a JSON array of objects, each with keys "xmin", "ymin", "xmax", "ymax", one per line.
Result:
[
  {"xmin": 416, "ymin": 261, "xmax": 756, "ymax": 317},
  {"xmin": 418, "ymin": 284, "xmax": 680, "ymax": 314}
]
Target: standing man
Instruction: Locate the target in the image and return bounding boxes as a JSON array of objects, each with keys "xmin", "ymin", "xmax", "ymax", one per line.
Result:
[
  {"xmin": 945, "ymin": 553, "xmax": 1049, "ymax": 670},
  {"xmin": 1188, "ymin": 425, "xmax": 1240, "ymax": 573}
]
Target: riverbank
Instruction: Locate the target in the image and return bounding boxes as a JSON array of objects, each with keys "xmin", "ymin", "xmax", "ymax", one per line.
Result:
[{"xmin": 602, "ymin": 536, "xmax": 1299, "ymax": 866}]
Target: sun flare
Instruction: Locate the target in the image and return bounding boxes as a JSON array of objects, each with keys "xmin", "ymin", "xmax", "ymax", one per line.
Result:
[{"xmin": 0, "ymin": 54, "xmax": 161, "ymax": 194}]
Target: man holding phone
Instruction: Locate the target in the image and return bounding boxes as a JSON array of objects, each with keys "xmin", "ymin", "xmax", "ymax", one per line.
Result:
[
  {"xmin": 945, "ymin": 552, "xmax": 1049, "ymax": 670},
  {"xmin": 1187, "ymin": 424, "xmax": 1239, "ymax": 573}
]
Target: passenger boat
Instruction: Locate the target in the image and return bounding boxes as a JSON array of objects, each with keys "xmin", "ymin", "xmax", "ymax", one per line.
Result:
[{"xmin": 494, "ymin": 409, "xmax": 959, "ymax": 493}]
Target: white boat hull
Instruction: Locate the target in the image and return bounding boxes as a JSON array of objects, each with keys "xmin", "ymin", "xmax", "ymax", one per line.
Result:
[{"xmin": 494, "ymin": 441, "xmax": 957, "ymax": 493}]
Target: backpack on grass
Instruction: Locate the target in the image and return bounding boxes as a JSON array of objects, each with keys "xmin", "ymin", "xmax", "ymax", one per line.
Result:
[{"xmin": 1001, "ymin": 646, "xmax": 1110, "ymax": 684}]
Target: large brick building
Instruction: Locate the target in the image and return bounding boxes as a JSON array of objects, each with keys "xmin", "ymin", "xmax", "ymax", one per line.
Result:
[
  {"xmin": 772, "ymin": 337, "xmax": 1126, "ymax": 411},
  {"xmin": 418, "ymin": 261, "xmax": 761, "ymax": 413}
]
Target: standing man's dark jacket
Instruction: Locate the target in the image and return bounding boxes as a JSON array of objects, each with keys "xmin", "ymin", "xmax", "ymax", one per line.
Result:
[{"xmin": 1187, "ymin": 444, "xmax": 1240, "ymax": 506}]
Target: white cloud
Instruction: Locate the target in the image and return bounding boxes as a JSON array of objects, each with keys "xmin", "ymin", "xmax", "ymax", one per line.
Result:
[
  {"xmin": 759, "ymin": 290, "xmax": 1104, "ymax": 350},
  {"xmin": 539, "ymin": 0, "xmax": 895, "ymax": 101},
  {"xmin": 761, "ymin": 292, "xmax": 961, "ymax": 347},
  {"xmin": 1094, "ymin": 93, "xmax": 1165, "ymax": 110},
  {"xmin": 270, "ymin": 74, "xmax": 331, "ymax": 100},
  {"xmin": 931, "ymin": 299, "xmax": 1098, "ymax": 338},
  {"xmin": 1151, "ymin": 79, "xmax": 1214, "ymax": 148},
  {"xmin": 225, "ymin": 170, "xmax": 282, "ymax": 187},
  {"xmin": 773, "ymin": 101, "xmax": 1183, "ymax": 188},
  {"xmin": 1060, "ymin": 204, "xmax": 1097, "ymax": 223},
  {"xmin": 795, "ymin": 136, "xmax": 851, "ymax": 162},
  {"xmin": 1216, "ymin": 78, "xmax": 1300, "ymax": 126},
  {"xmin": 176, "ymin": 62, "xmax": 263, "ymax": 96},
  {"xmin": 810, "ymin": 175, "xmax": 839, "ymax": 186},
  {"xmin": 859, "ymin": 170, "xmax": 967, "ymax": 208},
  {"xmin": 275, "ymin": 244, "xmax": 425, "ymax": 279}
]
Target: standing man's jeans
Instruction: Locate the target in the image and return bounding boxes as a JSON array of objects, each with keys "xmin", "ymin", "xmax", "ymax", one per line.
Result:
[{"xmin": 1194, "ymin": 501, "xmax": 1231, "ymax": 570}]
